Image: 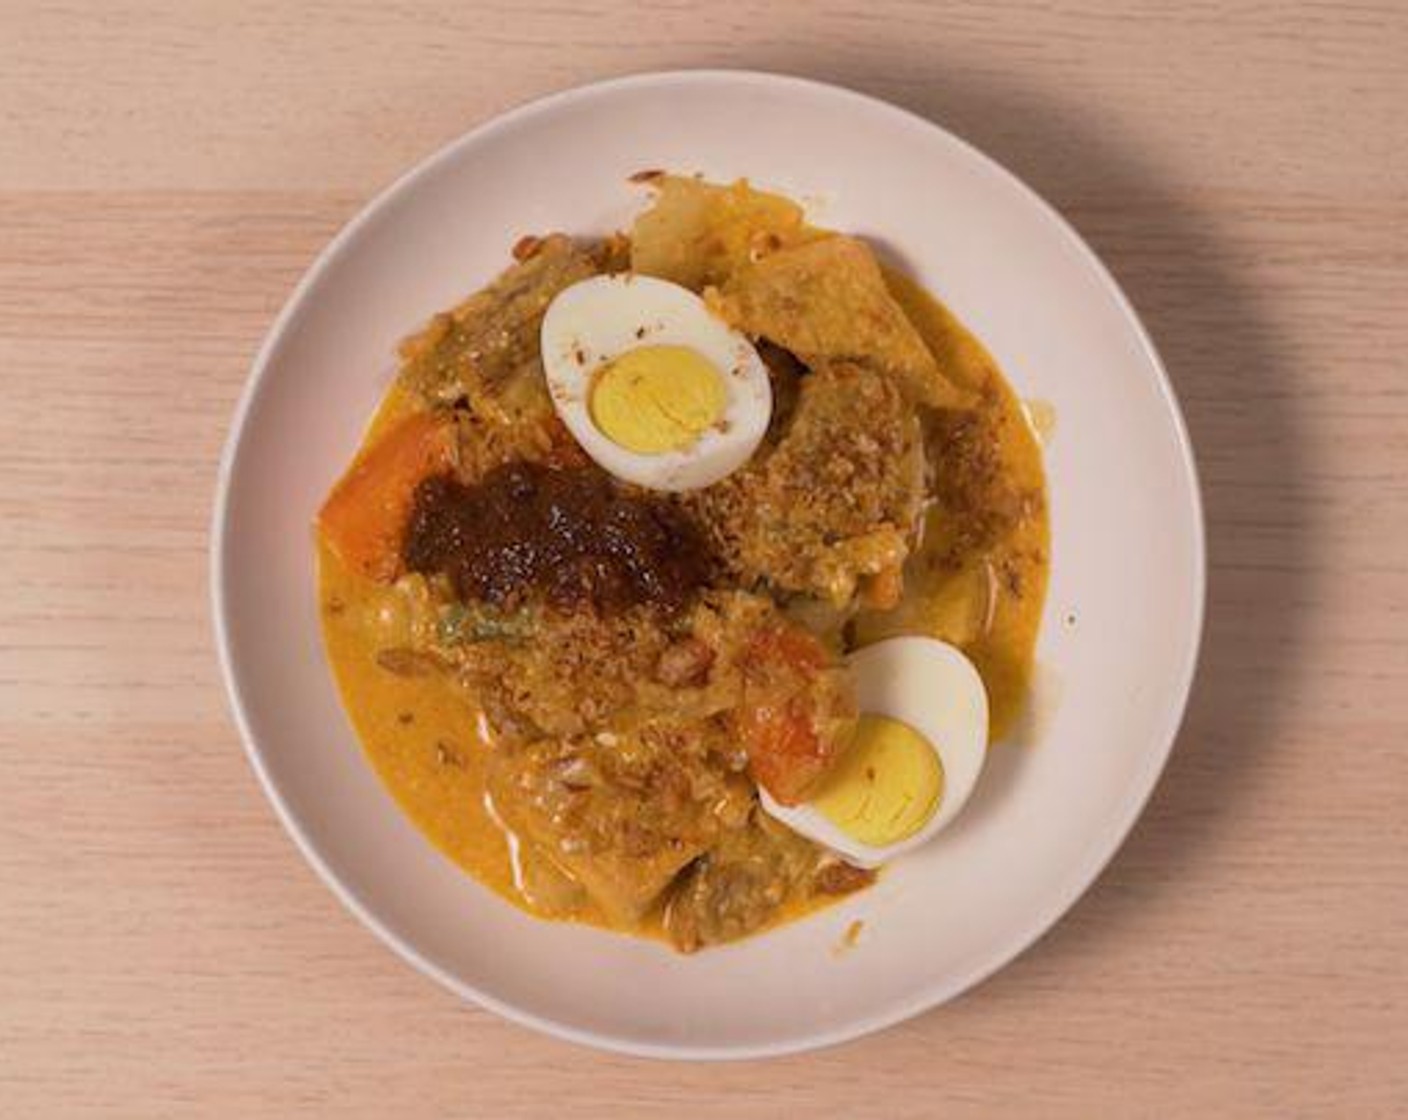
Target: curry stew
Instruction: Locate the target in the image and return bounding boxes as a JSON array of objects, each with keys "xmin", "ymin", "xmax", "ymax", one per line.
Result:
[{"xmin": 317, "ymin": 177, "xmax": 1048, "ymax": 951}]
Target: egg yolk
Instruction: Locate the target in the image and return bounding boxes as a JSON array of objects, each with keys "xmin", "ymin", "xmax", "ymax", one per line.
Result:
[
  {"xmin": 589, "ymin": 345, "xmax": 727, "ymax": 454},
  {"xmin": 811, "ymin": 714, "xmax": 943, "ymax": 846}
]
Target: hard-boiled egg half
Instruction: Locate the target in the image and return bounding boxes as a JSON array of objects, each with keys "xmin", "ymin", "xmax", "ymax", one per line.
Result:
[
  {"xmin": 761, "ymin": 637, "xmax": 990, "ymax": 868},
  {"xmin": 540, "ymin": 274, "xmax": 772, "ymax": 491}
]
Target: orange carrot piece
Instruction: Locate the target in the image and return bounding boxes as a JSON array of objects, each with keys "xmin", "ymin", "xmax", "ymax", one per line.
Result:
[
  {"xmin": 746, "ymin": 624, "xmax": 831, "ymax": 674},
  {"xmin": 736, "ymin": 624, "xmax": 852, "ymax": 805},
  {"xmin": 737, "ymin": 697, "xmax": 835, "ymax": 807},
  {"xmin": 317, "ymin": 411, "xmax": 455, "ymax": 582}
]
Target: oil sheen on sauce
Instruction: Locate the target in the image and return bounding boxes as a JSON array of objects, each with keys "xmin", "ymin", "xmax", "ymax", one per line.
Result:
[{"xmin": 317, "ymin": 276, "xmax": 1050, "ymax": 939}]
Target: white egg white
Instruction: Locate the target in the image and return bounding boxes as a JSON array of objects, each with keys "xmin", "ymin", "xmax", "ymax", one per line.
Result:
[
  {"xmin": 539, "ymin": 274, "xmax": 772, "ymax": 491},
  {"xmin": 760, "ymin": 637, "xmax": 990, "ymax": 868}
]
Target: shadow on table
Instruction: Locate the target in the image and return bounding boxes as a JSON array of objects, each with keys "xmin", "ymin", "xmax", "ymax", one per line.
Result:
[{"xmin": 732, "ymin": 52, "xmax": 1313, "ymax": 984}]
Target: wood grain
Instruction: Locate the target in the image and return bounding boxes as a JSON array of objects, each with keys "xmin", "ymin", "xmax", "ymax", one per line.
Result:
[{"xmin": 2, "ymin": 2, "xmax": 1405, "ymax": 1116}]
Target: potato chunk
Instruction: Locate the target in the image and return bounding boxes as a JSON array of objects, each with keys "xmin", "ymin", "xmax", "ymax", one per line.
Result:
[{"xmin": 486, "ymin": 729, "xmax": 750, "ymax": 924}]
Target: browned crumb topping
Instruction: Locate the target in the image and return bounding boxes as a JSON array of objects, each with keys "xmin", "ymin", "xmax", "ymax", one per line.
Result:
[{"xmin": 685, "ymin": 361, "xmax": 924, "ymax": 606}]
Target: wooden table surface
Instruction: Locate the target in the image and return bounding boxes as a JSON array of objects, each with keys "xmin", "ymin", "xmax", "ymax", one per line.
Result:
[{"xmin": 3, "ymin": 2, "xmax": 1406, "ymax": 1115}]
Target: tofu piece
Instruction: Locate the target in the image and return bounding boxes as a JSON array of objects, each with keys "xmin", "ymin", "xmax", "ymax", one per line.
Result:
[
  {"xmin": 485, "ymin": 734, "xmax": 724, "ymax": 925},
  {"xmin": 709, "ymin": 235, "xmax": 968, "ymax": 409}
]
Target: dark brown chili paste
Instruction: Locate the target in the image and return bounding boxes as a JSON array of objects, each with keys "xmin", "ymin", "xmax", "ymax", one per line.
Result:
[{"xmin": 403, "ymin": 462, "xmax": 712, "ymax": 615}]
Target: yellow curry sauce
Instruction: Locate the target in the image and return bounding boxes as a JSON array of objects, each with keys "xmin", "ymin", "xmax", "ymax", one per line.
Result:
[
  {"xmin": 317, "ymin": 274, "xmax": 1048, "ymax": 942},
  {"xmin": 862, "ymin": 271, "xmax": 1049, "ymax": 739}
]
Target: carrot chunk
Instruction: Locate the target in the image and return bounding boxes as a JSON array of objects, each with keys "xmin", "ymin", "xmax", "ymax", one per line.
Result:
[
  {"xmin": 317, "ymin": 411, "xmax": 455, "ymax": 581},
  {"xmin": 735, "ymin": 625, "xmax": 856, "ymax": 805}
]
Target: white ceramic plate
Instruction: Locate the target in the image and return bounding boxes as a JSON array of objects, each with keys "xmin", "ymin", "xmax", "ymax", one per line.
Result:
[{"xmin": 213, "ymin": 70, "xmax": 1204, "ymax": 1059}]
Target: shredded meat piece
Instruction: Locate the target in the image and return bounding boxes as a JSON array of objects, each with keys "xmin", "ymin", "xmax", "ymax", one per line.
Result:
[
  {"xmin": 664, "ymin": 811, "xmax": 824, "ymax": 952},
  {"xmin": 925, "ymin": 380, "xmax": 1045, "ymax": 571}
]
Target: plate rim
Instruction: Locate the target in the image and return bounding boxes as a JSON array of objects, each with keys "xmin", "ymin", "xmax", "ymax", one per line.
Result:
[{"xmin": 210, "ymin": 67, "xmax": 1206, "ymax": 1061}]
